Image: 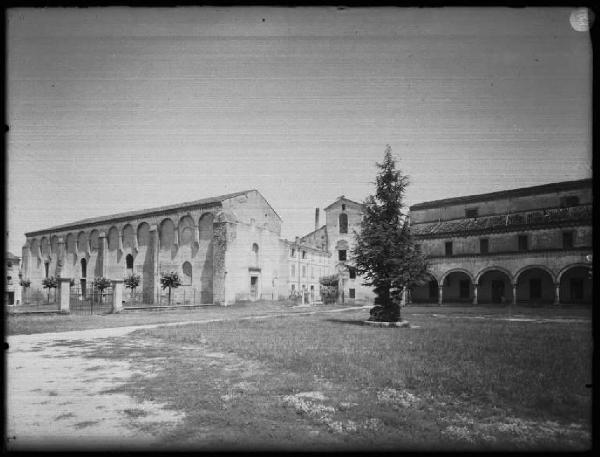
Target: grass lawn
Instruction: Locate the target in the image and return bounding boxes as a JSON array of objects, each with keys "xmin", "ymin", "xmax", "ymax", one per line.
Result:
[
  {"xmin": 71, "ymin": 307, "xmax": 591, "ymax": 451},
  {"xmin": 5, "ymin": 300, "xmax": 366, "ymax": 335}
]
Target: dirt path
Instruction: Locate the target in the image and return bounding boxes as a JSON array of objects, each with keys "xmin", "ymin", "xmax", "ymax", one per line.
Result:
[{"xmin": 5, "ymin": 306, "xmax": 369, "ymax": 450}]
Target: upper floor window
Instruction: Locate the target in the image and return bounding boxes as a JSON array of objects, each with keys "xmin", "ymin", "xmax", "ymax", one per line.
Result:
[
  {"xmin": 560, "ymin": 195, "xmax": 579, "ymax": 207},
  {"xmin": 81, "ymin": 258, "xmax": 87, "ymax": 278},
  {"xmin": 480, "ymin": 238, "xmax": 489, "ymax": 254},
  {"xmin": 182, "ymin": 261, "xmax": 192, "ymax": 286},
  {"xmin": 445, "ymin": 241, "xmax": 453, "ymax": 256},
  {"xmin": 562, "ymin": 231, "xmax": 574, "ymax": 249},
  {"xmin": 339, "ymin": 213, "xmax": 348, "ymax": 234},
  {"xmin": 302, "ymin": 251, "xmax": 306, "ymax": 259},
  {"xmin": 338, "ymin": 250, "xmax": 347, "ymax": 261},
  {"xmin": 252, "ymin": 243, "xmax": 259, "ymax": 265},
  {"xmin": 126, "ymin": 254, "xmax": 134, "ymax": 270},
  {"xmin": 7, "ymin": 261, "xmax": 12, "ymax": 268},
  {"xmin": 465, "ymin": 207, "xmax": 478, "ymax": 218},
  {"xmin": 518, "ymin": 235, "xmax": 528, "ymax": 251},
  {"xmin": 44, "ymin": 262, "xmax": 50, "ymax": 278},
  {"xmin": 290, "ymin": 248, "xmax": 295, "ymax": 257},
  {"xmin": 348, "ymin": 266, "xmax": 356, "ymax": 279},
  {"xmin": 341, "ymin": 204, "xmax": 346, "ymax": 211}
]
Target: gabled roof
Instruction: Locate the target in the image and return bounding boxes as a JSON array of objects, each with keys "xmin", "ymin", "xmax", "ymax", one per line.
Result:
[
  {"xmin": 26, "ymin": 190, "xmax": 256, "ymax": 236},
  {"xmin": 409, "ymin": 178, "xmax": 592, "ymax": 211},
  {"xmin": 324, "ymin": 195, "xmax": 364, "ymax": 211}
]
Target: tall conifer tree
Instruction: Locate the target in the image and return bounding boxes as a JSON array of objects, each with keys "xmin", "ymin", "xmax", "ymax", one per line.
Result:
[{"xmin": 353, "ymin": 145, "xmax": 428, "ymax": 322}]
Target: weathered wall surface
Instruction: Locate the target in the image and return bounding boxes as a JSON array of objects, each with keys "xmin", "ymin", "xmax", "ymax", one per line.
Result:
[{"xmin": 411, "ymin": 185, "xmax": 592, "ymax": 224}]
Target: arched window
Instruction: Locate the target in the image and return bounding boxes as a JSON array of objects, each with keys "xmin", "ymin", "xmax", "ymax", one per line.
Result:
[
  {"xmin": 81, "ymin": 258, "xmax": 87, "ymax": 278},
  {"xmin": 339, "ymin": 213, "xmax": 348, "ymax": 234},
  {"xmin": 126, "ymin": 254, "xmax": 134, "ymax": 270},
  {"xmin": 252, "ymin": 243, "xmax": 259, "ymax": 265},
  {"xmin": 182, "ymin": 261, "xmax": 192, "ymax": 285}
]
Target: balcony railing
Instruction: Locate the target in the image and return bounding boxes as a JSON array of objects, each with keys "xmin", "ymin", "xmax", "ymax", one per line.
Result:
[{"xmin": 412, "ymin": 204, "xmax": 592, "ymax": 238}]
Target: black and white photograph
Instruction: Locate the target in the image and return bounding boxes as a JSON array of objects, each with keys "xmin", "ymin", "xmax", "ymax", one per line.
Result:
[{"xmin": 5, "ymin": 5, "xmax": 593, "ymax": 451}]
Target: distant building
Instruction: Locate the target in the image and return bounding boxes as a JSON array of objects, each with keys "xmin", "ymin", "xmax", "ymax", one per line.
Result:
[
  {"xmin": 5, "ymin": 252, "xmax": 22, "ymax": 305},
  {"xmin": 408, "ymin": 179, "xmax": 593, "ymax": 305},
  {"xmin": 300, "ymin": 196, "xmax": 375, "ymax": 303}
]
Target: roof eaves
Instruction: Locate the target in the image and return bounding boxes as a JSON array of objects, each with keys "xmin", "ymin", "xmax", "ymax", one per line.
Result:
[{"xmin": 25, "ymin": 189, "xmax": 255, "ymax": 237}]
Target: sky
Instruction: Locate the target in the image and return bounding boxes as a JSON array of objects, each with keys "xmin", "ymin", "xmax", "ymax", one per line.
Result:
[{"xmin": 6, "ymin": 7, "xmax": 592, "ymax": 256}]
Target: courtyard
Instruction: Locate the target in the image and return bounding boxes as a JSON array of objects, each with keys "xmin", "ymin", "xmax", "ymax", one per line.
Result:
[{"xmin": 5, "ymin": 302, "xmax": 592, "ymax": 451}]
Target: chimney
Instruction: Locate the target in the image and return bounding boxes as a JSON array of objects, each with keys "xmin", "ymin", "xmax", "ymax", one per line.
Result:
[{"xmin": 315, "ymin": 208, "xmax": 320, "ymax": 230}]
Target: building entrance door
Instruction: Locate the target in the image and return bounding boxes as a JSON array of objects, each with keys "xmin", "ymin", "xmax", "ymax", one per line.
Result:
[
  {"xmin": 570, "ymin": 278, "xmax": 583, "ymax": 300},
  {"xmin": 491, "ymin": 280, "xmax": 505, "ymax": 303},
  {"xmin": 250, "ymin": 276, "xmax": 258, "ymax": 301},
  {"xmin": 530, "ymin": 278, "xmax": 542, "ymax": 300}
]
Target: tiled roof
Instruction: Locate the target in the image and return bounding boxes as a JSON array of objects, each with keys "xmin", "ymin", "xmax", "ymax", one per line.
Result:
[
  {"xmin": 410, "ymin": 178, "xmax": 592, "ymax": 211},
  {"xmin": 411, "ymin": 204, "xmax": 592, "ymax": 237},
  {"xmin": 26, "ymin": 190, "xmax": 255, "ymax": 236}
]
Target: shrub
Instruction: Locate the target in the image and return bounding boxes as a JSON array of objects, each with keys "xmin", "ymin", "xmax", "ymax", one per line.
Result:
[
  {"xmin": 319, "ymin": 274, "xmax": 339, "ymax": 304},
  {"xmin": 160, "ymin": 271, "xmax": 182, "ymax": 305},
  {"xmin": 93, "ymin": 277, "xmax": 111, "ymax": 292},
  {"xmin": 124, "ymin": 273, "xmax": 140, "ymax": 290},
  {"xmin": 42, "ymin": 277, "xmax": 57, "ymax": 303}
]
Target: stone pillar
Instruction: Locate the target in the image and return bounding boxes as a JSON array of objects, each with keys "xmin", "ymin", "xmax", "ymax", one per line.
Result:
[
  {"xmin": 57, "ymin": 277, "xmax": 71, "ymax": 313},
  {"xmin": 111, "ymin": 279, "xmax": 124, "ymax": 313},
  {"xmin": 212, "ymin": 220, "xmax": 229, "ymax": 306},
  {"xmin": 150, "ymin": 225, "xmax": 159, "ymax": 304},
  {"xmin": 99, "ymin": 232, "xmax": 107, "ymax": 277},
  {"xmin": 56, "ymin": 237, "xmax": 66, "ymax": 278},
  {"xmin": 118, "ymin": 232, "xmax": 124, "ymax": 255},
  {"xmin": 438, "ymin": 285, "xmax": 443, "ymax": 305},
  {"xmin": 401, "ymin": 288, "xmax": 408, "ymax": 307},
  {"xmin": 472, "ymin": 283, "xmax": 478, "ymax": 305},
  {"xmin": 554, "ymin": 283, "xmax": 561, "ymax": 306},
  {"xmin": 512, "ymin": 284, "xmax": 517, "ymax": 305},
  {"xmin": 21, "ymin": 242, "xmax": 30, "ymax": 282},
  {"xmin": 193, "ymin": 224, "xmax": 200, "ymax": 246}
]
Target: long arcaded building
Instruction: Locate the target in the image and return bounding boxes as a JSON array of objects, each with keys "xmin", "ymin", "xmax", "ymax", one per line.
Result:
[{"xmin": 408, "ymin": 178, "xmax": 593, "ymax": 305}]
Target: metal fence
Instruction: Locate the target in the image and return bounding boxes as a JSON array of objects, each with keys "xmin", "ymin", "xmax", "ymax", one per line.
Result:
[
  {"xmin": 69, "ymin": 284, "xmax": 113, "ymax": 315},
  {"xmin": 155, "ymin": 286, "xmax": 209, "ymax": 306}
]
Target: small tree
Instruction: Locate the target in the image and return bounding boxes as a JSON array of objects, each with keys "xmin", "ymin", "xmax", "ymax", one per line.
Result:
[
  {"xmin": 124, "ymin": 273, "xmax": 141, "ymax": 303},
  {"xmin": 93, "ymin": 277, "xmax": 111, "ymax": 303},
  {"xmin": 20, "ymin": 279, "xmax": 31, "ymax": 304},
  {"xmin": 319, "ymin": 274, "xmax": 339, "ymax": 304},
  {"xmin": 160, "ymin": 271, "xmax": 181, "ymax": 305},
  {"xmin": 42, "ymin": 277, "xmax": 57, "ymax": 303},
  {"xmin": 353, "ymin": 145, "xmax": 429, "ymax": 322}
]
